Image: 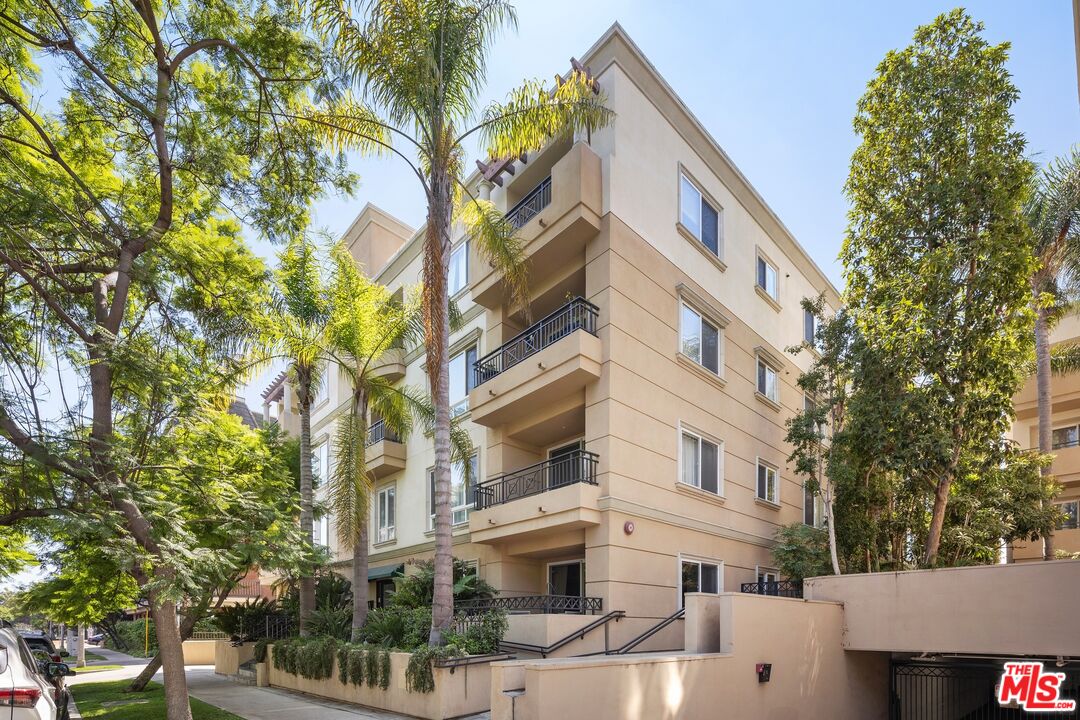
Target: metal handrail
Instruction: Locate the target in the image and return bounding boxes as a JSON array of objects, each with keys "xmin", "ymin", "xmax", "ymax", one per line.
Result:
[
  {"xmin": 474, "ymin": 450, "xmax": 599, "ymax": 510},
  {"xmin": 472, "ymin": 297, "xmax": 599, "ymax": 387},
  {"xmin": 434, "ymin": 652, "xmax": 516, "ymax": 671},
  {"xmin": 740, "ymin": 580, "xmax": 804, "ymax": 598},
  {"xmin": 606, "ymin": 607, "xmax": 685, "ymax": 655},
  {"xmin": 499, "ymin": 610, "xmax": 625, "ymax": 658},
  {"xmin": 366, "ymin": 420, "xmax": 400, "ymax": 447},
  {"xmin": 505, "ymin": 176, "xmax": 552, "ymax": 229},
  {"xmin": 458, "ymin": 594, "xmax": 602, "ymax": 615}
]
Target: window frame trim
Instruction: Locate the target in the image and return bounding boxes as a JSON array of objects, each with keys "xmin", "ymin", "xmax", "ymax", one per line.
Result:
[
  {"xmin": 677, "ymin": 166, "xmax": 725, "ymax": 263},
  {"xmin": 375, "ymin": 483, "xmax": 397, "ymax": 544},
  {"xmin": 755, "ymin": 457, "xmax": 780, "ymax": 505},
  {"xmin": 677, "ymin": 553, "xmax": 724, "ymax": 608},
  {"xmin": 677, "ymin": 422, "xmax": 724, "ymax": 497}
]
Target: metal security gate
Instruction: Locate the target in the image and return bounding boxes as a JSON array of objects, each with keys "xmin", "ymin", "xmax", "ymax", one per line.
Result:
[{"xmin": 891, "ymin": 660, "xmax": 1080, "ymax": 720}]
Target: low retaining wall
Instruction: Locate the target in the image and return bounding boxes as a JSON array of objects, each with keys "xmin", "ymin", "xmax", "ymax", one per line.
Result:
[
  {"xmin": 266, "ymin": 645, "xmax": 493, "ymax": 720},
  {"xmin": 181, "ymin": 640, "xmax": 216, "ymax": 665},
  {"xmin": 214, "ymin": 639, "xmax": 255, "ymax": 676},
  {"xmin": 491, "ymin": 593, "xmax": 889, "ymax": 720}
]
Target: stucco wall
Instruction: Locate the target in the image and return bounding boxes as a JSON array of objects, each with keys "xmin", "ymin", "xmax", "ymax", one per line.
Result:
[
  {"xmin": 804, "ymin": 560, "xmax": 1080, "ymax": 656},
  {"xmin": 491, "ymin": 592, "xmax": 888, "ymax": 720},
  {"xmin": 213, "ymin": 639, "xmax": 255, "ymax": 676},
  {"xmin": 181, "ymin": 640, "xmax": 216, "ymax": 665},
  {"xmin": 266, "ymin": 646, "xmax": 493, "ymax": 720}
]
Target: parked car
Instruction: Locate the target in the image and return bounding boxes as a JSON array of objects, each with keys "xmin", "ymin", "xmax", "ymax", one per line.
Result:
[
  {"xmin": 0, "ymin": 627, "xmax": 70, "ymax": 720},
  {"xmin": 85, "ymin": 634, "xmax": 104, "ymax": 646},
  {"xmin": 17, "ymin": 636, "xmax": 59, "ymax": 663}
]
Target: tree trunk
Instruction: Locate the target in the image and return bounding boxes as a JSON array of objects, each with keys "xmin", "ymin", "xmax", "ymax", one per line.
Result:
[
  {"xmin": 1035, "ymin": 305, "xmax": 1055, "ymax": 560},
  {"xmin": 76, "ymin": 625, "xmax": 85, "ymax": 668},
  {"xmin": 923, "ymin": 475, "xmax": 953, "ymax": 566},
  {"xmin": 351, "ymin": 523, "xmax": 369, "ymax": 642},
  {"xmin": 297, "ymin": 373, "xmax": 315, "ymax": 636},
  {"xmin": 128, "ymin": 589, "xmax": 221, "ymax": 693},
  {"xmin": 427, "ymin": 166, "xmax": 455, "ymax": 645},
  {"xmin": 150, "ymin": 598, "xmax": 192, "ymax": 720}
]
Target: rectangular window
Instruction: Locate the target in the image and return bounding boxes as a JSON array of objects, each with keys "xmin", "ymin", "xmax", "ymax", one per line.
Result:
[
  {"xmin": 1052, "ymin": 425, "xmax": 1080, "ymax": 450},
  {"xmin": 757, "ymin": 461, "xmax": 778, "ymax": 504},
  {"xmin": 756, "ymin": 255, "xmax": 778, "ymax": 300},
  {"xmin": 1057, "ymin": 500, "xmax": 1079, "ymax": 530},
  {"xmin": 313, "ymin": 366, "xmax": 329, "ymax": 406},
  {"xmin": 680, "ymin": 174, "xmax": 720, "ymax": 256},
  {"xmin": 680, "ymin": 430, "xmax": 720, "ymax": 495},
  {"xmin": 429, "ymin": 453, "xmax": 478, "ymax": 527},
  {"xmin": 448, "ymin": 241, "xmax": 468, "ymax": 296},
  {"xmin": 312, "ymin": 442, "xmax": 329, "ymax": 487},
  {"xmin": 803, "ymin": 308, "xmax": 817, "ymax": 345},
  {"xmin": 314, "ymin": 515, "xmax": 329, "ymax": 547},
  {"xmin": 803, "ymin": 482, "xmax": 826, "ymax": 527},
  {"xmin": 757, "ymin": 358, "xmax": 778, "ymax": 403},
  {"xmin": 757, "ymin": 568, "xmax": 778, "ymax": 585},
  {"xmin": 377, "ymin": 486, "xmax": 396, "ymax": 543},
  {"xmin": 680, "ymin": 303, "xmax": 720, "ymax": 374},
  {"xmin": 449, "ymin": 345, "xmax": 477, "ymax": 417},
  {"xmin": 680, "ymin": 558, "xmax": 721, "ymax": 605}
]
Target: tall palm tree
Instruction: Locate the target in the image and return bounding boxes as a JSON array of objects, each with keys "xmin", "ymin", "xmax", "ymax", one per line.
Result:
[
  {"xmin": 269, "ymin": 235, "xmax": 331, "ymax": 634},
  {"xmin": 301, "ymin": 0, "xmax": 612, "ymax": 643},
  {"xmin": 325, "ymin": 243, "xmax": 473, "ymax": 638},
  {"xmin": 1027, "ymin": 148, "xmax": 1080, "ymax": 560}
]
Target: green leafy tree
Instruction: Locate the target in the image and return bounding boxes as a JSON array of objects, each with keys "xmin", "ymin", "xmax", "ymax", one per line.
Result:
[
  {"xmin": 1025, "ymin": 149, "xmax": 1080, "ymax": 560},
  {"xmin": 842, "ymin": 9, "xmax": 1046, "ymax": 566},
  {"xmin": 300, "ymin": 0, "xmax": 612, "ymax": 643},
  {"xmin": 771, "ymin": 524, "xmax": 832, "ymax": 582}
]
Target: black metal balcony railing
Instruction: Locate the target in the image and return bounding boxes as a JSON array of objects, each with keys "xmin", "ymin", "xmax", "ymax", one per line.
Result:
[
  {"xmin": 740, "ymin": 580, "xmax": 804, "ymax": 599},
  {"xmin": 366, "ymin": 420, "xmax": 400, "ymax": 447},
  {"xmin": 474, "ymin": 450, "xmax": 598, "ymax": 510},
  {"xmin": 457, "ymin": 594, "xmax": 603, "ymax": 615},
  {"xmin": 473, "ymin": 297, "xmax": 599, "ymax": 387},
  {"xmin": 505, "ymin": 176, "xmax": 552, "ymax": 229}
]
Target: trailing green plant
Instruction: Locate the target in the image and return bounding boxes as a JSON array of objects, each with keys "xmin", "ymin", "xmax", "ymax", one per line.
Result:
[
  {"xmin": 405, "ymin": 645, "xmax": 461, "ymax": 694},
  {"xmin": 271, "ymin": 636, "xmax": 338, "ymax": 681},
  {"xmin": 253, "ymin": 638, "xmax": 270, "ymax": 664},
  {"xmin": 364, "ymin": 645, "xmax": 379, "ymax": 688},
  {"xmin": 444, "ymin": 611, "xmax": 508, "ymax": 655},
  {"xmin": 347, "ymin": 646, "xmax": 365, "ymax": 686},
  {"xmin": 379, "ymin": 650, "xmax": 391, "ymax": 691}
]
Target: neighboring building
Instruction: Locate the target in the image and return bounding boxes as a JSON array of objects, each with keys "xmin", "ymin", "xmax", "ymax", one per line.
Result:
[
  {"xmin": 1011, "ymin": 312, "xmax": 1080, "ymax": 561},
  {"xmin": 271, "ymin": 24, "xmax": 839, "ymax": 649}
]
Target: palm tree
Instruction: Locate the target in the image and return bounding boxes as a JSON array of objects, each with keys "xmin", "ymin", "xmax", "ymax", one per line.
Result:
[
  {"xmin": 301, "ymin": 0, "xmax": 612, "ymax": 643},
  {"xmin": 325, "ymin": 243, "xmax": 474, "ymax": 638},
  {"xmin": 268, "ymin": 235, "xmax": 331, "ymax": 634},
  {"xmin": 1027, "ymin": 148, "xmax": 1080, "ymax": 560}
]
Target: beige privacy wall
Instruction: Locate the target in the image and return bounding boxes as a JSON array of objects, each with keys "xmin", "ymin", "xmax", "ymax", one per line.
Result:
[
  {"xmin": 804, "ymin": 560, "xmax": 1080, "ymax": 656},
  {"xmin": 490, "ymin": 593, "xmax": 888, "ymax": 720}
]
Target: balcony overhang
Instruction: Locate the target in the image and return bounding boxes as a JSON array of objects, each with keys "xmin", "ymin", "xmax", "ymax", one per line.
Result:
[
  {"xmin": 366, "ymin": 439, "xmax": 406, "ymax": 479},
  {"xmin": 469, "ymin": 329, "xmax": 601, "ymax": 432},
  {"xmin": 470, "ymin": 480, "xmax": 601, "ymax": 544},
  {"xmin": 470, "ymin": 142, "xmax": 602, "ymax": 309},
  {"xmin": 370, "ymin": 347, "xmax": 406, "ymax": 383}
]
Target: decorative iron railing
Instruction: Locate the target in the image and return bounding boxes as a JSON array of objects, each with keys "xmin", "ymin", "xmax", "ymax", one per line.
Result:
[
  {"xmin": 457, "ymin": 594, "xmax": 603, "ymax": 615},
  {"xmin": 505, "ymin": 176, "xmax": 552, "ymax": 229},
  {"xmin": 366, "ymin": 420, "xmax": 400, "ymax": 447},
  {"xmin": 474, "ymin": 450, "xmax": 598, "ymax": 510},
  {"xmin": 190, "ymin": 630, "xmax": 228, "ymax": 640},
  {"xmin": 261, "ymin": 614, "xmax": 296, "ymax": 640},
  {"xmin": 473, "ymin": 297, "xmax": 598, "ymax": 387},
  {"xmin": 740, "ymin": 580, "xmax": 804, "ymax": 598}
]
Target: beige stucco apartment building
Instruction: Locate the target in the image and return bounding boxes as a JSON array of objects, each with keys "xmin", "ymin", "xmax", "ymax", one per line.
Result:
[
  {"xmin": 271, "ymin": 24, "xmax": 839, "ymax": 648},
  {"xmin": 1012, "ymin": 313, "xmax": 1080, "ymax": 561}
]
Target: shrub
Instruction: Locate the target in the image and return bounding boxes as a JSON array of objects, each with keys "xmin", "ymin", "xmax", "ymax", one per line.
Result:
[
  {"xmin": 253, "ymin": 638, "xmax": 270, "ymax": 664},
  {"xmin": 104, "ymin": 619, "xmax": 156, "ymax": 658},
  {"xmin": 214, "ymin": 598, "xmax": 278, "ymax": 639},
  {"xmin": 389, "ymin": 559, "xmax": 496, "ymax": 609},
  {"xmin": 771, "ymin": 523, "xmax": 832, "ymax": 580},
  {"xmin": 444, "ymin": 611, "xmax": 507, "ymax": 655},
  {"xmin": 307, "ymin": 607, "xmax": 351, "ymax": 641},
  {"xmin": 355, "ymin": 606, "xmax": 431, "ymax": 650}
]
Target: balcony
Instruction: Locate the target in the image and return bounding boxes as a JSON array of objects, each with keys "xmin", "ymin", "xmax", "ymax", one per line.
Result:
[
  {"xmin": 468, "ymin": 298, "xmax": 601, "ymax": 437},
  {"xmin": 470, "ymin": 142, "xmax": 602, "ymax": 309},
  {"xmin": 365, "ymin": 421, "xmax": 406, "ymax": 478},
  {"xmin": 469, "ymin": 450, "xmax": 601, "ymax": 544},
  {"xmin": 740, "ymin": 580, "xmax": 803, "ymax": 599},
  {"xmin": 458, "ymin": 594, "xmax": 603, "ymax": 616},
  {"xmin": 370, "ymin": 346, "xmax": 405, "ymax": 382}
]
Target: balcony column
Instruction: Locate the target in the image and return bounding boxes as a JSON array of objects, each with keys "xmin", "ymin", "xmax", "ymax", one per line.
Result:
[{"xmin": 479, "ymin": 179, "xmax": 494, "ymax": 202}]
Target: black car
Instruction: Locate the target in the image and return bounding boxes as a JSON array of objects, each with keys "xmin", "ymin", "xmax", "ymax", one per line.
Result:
[{"xmin": 20, "ymin": 632, "xmax": 71, "ymax": 720}]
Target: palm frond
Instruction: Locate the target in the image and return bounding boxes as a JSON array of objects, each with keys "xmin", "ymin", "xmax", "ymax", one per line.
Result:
[
  {"xmin": 458, "ymin": 197, "xmax": 529, "ymax": 319},
  {"xmin": 1051, "ymin": 342, "xmax": 1080, "ymax": 377},
  {"xmin": 472, "ymin": 70, "xmax": 614, "ymax": 159},
  {"xmin": 329, "ymin": 408, "xmax": 371, "ymax": 548}
]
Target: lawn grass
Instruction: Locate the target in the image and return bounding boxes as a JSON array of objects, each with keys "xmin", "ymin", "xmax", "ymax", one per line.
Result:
[
  {"xmin": 73, "ymin": 664, "xmax": 123, "ymax": 674},
  {"xmin": 72, "ymin": 680, "xmax": 244, "ymax": 719}
]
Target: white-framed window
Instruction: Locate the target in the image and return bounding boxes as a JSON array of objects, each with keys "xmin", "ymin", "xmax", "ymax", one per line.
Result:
[
  {"xmin": 429, "ymin": 453, "xmax": 478, "ymax": 528},
  {"xmin": 680, "ymin": 303, "xmax": 721, "ymax": 375},
  {"xmin": 448, "ymin": 241, "xmax": 469, "ymax": 296},
  {"xmin": 1053, "ymin": 425, "xmax": 1080, "ymax": 450},
  {"xmin": 757, "ymin": 357, "xmax": 779, "ymax": 403},
  {"xmin": 1056, "ymin": 500, "xmax": 1079, "ymax": 530},
  {"xmin": 803, "ymin": 307, "xmax": 817, "ymax": 345},
  {"xmin": 756, "ymin": 460, "xmax": 779, "ymax": 504},
  {"xmin": 311, "ymin": 362, "xmax": 329, "ymax": 407},
  {"xmin": 756, "ymin": 567, "xmax": 779, "ymax": 585},
  {"xmin": 376, "ymin": 485, "xmax": 396, "ymax": 543},
  {"xmin": 312, "ymin": 442, "xmax": 329, "ymax": 487},
  {"xmin": 756, "ymin": 253, "xmax": 778, "ymax": 300},
  {"xmin": 679, "ymin": 173, "xmax": 720, "ymax": 257},
  {"xmin": 314, "ymin": 514, "xmax": 329, "ymax": 547},
  {"xmin": 803, "ymin": 481, "xmax": 825, "ymax": 527},
  {"xmin": 680, "ymin": 427, "xmax": 721, "ymax": 495},
  {"xmin": 460, "ymin": 559, "xmax": 479, "ymax": 576},
  {"xmin": 679, "ymin": 555, "xmax": 722, "ymax": 606},
  {"xmin": 449, "ymin": 345, "xmax": 477, "ymax": 418}
]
